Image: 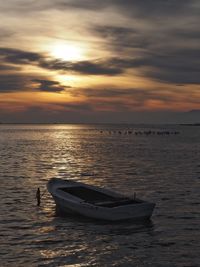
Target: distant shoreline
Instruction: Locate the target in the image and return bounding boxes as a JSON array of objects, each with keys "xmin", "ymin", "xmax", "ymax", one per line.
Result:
[
  {"xmin": 0, "ymin": 122, "xmax": 199, "ymax": 126},
  {"xmin": 180, "ymin": 123, "xmax": 200, "ymax": 126},
  {"xmin": 0, "ymin": 122, "xmax": 182, "ymax": 125}
]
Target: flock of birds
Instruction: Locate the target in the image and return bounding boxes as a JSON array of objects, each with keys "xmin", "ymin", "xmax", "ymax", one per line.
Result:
[{"xmin": 100, "ymin": 130, "xmax": 181, "ymax": 136}]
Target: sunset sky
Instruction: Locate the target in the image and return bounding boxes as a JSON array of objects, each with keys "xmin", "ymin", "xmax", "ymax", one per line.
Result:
[{"xmin": 0, "ymin": 0, "xmax": 200, "ymax": 123}]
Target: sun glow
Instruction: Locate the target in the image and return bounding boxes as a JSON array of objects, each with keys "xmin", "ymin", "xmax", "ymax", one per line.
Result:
[{"xmin": 51, "ymin": 42, "xmax": 84, "ymax": 61}]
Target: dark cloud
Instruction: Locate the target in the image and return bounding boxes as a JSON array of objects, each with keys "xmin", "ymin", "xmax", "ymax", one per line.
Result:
[
  {"xmin": 92, "ymin": 21, "xmax": 200, "ymax": 84},
  {"xmin": 93, "ymin": 25, "xmax": 137, "ymax": 39},
  {"xmin": 40, "ymin": 59, "xmax": 123, "ymax": 76},
  {"xmin": 0, "ymin": 74, "xmax": 29, "ymax": 92},
  {"xmin": 68, "ymin": 61, "xmax": 122, "ymax": 75},
  {"xmin": 171, "ymin": 29, "xmax": 200, "ymax": 40},
  {"xmin": 1, "ymin": 45, "xmax": 200, "ymax": 84},
  {"xmin": 54, "ymin": 0, "xmax": 197, "ymax": 19},
  {"xmin": 137, "ymin": 49, "xmax": 200, "ymax": 84},
  {"xmin": 104, "ymin": 52, "xmax": 200, "ymax": 84},
  {"xmin": 0, "ymin": 47, "xmax": 42, "ymax": 65},
  {"xmin": 54, "ymin": 0, "xmax": 106, "ymax": 11},
  {"xmin": 110, "ymin": 0, "xmax": 194, "ymax": 18},
  {"xmin": 73, "ymin": 87, "xmax": 177, "ymax": 106},
  {"xmin": 145, "ymin": 69, "xmax": 200, "ymax": 84},
  {"xmin": 1, "ymin": 47, "xmax": 123, "ymax": 76},
  {"xmin": 92, "ymin": 25, "xmax": 150, "ymax": 52},
  {"xmin": 33, "ymin": 79, "xmax": 69, "ymax": 93},
  {"xmin": 0, "ymin": 74, "xmax": 68, "ymax": 93},
  {"xmin": 2, "ymin": 0, "xmax": 198, "ymax": 21}
]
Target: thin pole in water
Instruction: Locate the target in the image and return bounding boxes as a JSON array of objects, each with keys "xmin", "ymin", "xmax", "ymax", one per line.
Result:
[{"xmin": 36, "ymin": 188, "xmax": 40, "ymax": 206}]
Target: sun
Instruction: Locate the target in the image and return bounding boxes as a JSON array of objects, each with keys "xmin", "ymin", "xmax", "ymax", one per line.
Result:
[{"xmin": 51, "ymin": 42, "xmax": 84, "ymax": 61}]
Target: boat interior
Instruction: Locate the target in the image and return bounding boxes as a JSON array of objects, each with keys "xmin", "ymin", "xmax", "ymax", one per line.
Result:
[{"xmin": 59, "ymin": 186, "xmax": 140, "ymax": 207}]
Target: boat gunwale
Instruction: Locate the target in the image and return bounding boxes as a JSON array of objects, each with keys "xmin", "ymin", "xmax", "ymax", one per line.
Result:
[{"xmin": 48, "ymin": 178, "xmax": 154, "ymax": 209}]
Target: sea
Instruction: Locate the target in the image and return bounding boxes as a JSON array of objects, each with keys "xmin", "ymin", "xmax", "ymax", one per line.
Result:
[{"xmin": 0, "ymin": 124, "xmax": 199, "ymax": 267}]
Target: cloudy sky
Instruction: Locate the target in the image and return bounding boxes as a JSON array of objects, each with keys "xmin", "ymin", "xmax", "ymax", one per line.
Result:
[{"xmin": 0, "ymin": 0, "xmax": 200, "ymax": 123}]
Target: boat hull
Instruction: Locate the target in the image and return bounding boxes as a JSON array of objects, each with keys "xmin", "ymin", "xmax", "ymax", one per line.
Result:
[{"xmin": 47, "ymin": 178, "xmax": 155, "ymax": 221}]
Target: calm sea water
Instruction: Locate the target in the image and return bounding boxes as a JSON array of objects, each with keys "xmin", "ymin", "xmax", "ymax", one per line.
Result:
[{"xmin": 0, "ymin": 124, "xmax": 199, "ymax": 267}]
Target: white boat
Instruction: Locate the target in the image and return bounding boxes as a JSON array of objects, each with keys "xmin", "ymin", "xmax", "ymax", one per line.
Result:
[{"xmin": 47, "ymin": 178, "xmax": 155, "ymax": 221}]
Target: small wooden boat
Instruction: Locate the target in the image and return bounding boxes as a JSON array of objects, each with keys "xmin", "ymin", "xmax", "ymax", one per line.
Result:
[{"xmin": 47, "ymin": 178, "xmax": 155, "ymax": 221}]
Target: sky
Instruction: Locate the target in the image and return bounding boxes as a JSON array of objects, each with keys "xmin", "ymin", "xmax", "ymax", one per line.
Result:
[{"xmin": 0, "ymin": 0, "xmax": 200, "ymax": 123}]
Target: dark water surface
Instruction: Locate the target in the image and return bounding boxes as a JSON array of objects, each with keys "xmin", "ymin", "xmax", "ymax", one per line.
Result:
[{"xmin": 0, "ymin": 124, "xmax": 199, "ymax": 267}]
